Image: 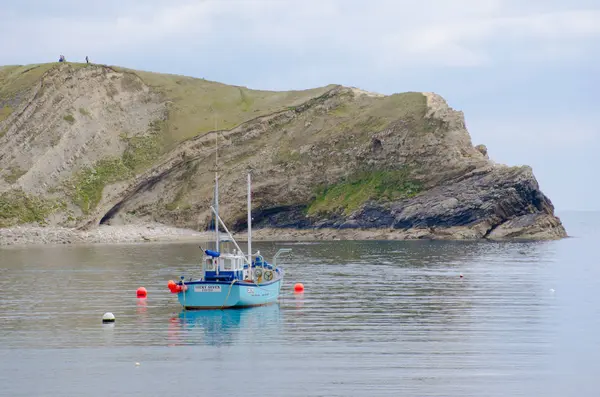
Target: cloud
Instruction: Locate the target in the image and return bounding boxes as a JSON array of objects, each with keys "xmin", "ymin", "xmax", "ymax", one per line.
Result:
[
  {"xmin": 2, "ymin": 1, "xmax": 219, "ymax": 56},
  {"xmin": 378, "ymin": 9, "xmax": 600, "ymax": 68},
  {"xmin": 2, "ymin": 0, "xmax": 599, "ymax": 68},
  {"xmin": 467, "ymin": 116, "xmax": 600, "ymax": 149}
]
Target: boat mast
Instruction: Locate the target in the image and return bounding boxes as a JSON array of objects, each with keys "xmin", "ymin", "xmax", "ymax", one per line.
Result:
[
  {"xmin": 247, "ymin": 173, "xmax": 252, "ymax": 267},
  {"xmin": 214, "ymin": 117, "xmax": 220, "ymax": 255}
]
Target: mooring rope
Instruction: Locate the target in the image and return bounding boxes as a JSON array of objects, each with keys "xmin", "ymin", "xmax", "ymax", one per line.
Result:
[
  {"xmin": 182, "ymin": 278, "xmax": 186, "ymax": 310},
  {"xmin": 221, "ymin": 279, "xmax": 237, "ymax": 309}
]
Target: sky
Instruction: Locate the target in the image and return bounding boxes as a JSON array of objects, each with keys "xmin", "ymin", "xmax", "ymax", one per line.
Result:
[{"xmin": 1, "ymin": 0, "xmax": 598, "ymax": 211}]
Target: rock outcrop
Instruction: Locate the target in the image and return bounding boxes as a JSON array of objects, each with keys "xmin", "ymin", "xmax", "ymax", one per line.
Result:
[{"xmin": 0, "ymin": 62, "xmax": 566, "ymax": 241}]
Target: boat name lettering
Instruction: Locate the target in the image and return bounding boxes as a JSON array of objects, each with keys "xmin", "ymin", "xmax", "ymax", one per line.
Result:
[
  {"xmin": 247, "ymin": 287, "xmax": 255, "ymax": 295},
  {"xmin": 194, "ymin": 285, "xmax": 222, "ymax": 293}
]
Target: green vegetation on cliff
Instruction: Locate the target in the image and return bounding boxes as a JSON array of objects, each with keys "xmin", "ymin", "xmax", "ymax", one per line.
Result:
[
  {"xmin": 308, "ymin": 170, "xmax": 422, "ymax": 216},
  {"xmin": 0, "ymin": 64, "xmax": 56, "ymax": 101},
  {"xmin": 0, "ymin": 105, "xmax": 12, "ymax": 122},
  {"xmin": 68, "ymin": 119, "xmax": 167, "ymax": 214},
  {"xmin": 0, "ymin": 190, "xmax": 64, "ymax": 227},
  {"xmin": 329, "ymin": 92, "xmax": 427, "ymax": 126},
  {"xmin": 121, "ymin": 120, "xmax": 165, "ymax": 172},
  {"xmin": 68, "ymin": 158, "xmax": 132, "ymax": 214},
  {"xmin": 273, "ymin": 91, "xmax": 431, "ymax": 165},
  {"xmin": 3, "ymin": 167, "xmax": 27, "ymax": 184}
]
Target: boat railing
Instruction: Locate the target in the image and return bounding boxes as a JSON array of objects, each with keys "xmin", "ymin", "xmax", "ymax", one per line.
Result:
[{"xmin": 272, "ymin": 248, "xmax": 292, "ymax": 268}]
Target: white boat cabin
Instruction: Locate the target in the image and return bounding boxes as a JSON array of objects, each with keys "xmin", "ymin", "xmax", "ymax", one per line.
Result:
[{"xmin": 202, "ymin": 250, "xmax": 251, "ymax": 282}]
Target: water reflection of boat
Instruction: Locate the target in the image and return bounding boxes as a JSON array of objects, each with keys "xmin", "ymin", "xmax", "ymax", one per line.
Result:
[{"xmin": 168, "ymin": 304, "xmax": 282, "ymax": 346}]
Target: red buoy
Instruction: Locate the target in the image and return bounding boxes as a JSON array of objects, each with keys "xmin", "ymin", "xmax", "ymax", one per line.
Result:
[
  {"xmin": 136, "ymin": 287, "xmax": 147, "ymax": 298},
  {"xmin": 167, "ymin": 280, "xmax": 176, "ymax": 290},
  {"xmin": 167, "ymin": 280, "xmax": 187, "ymax": 293},
  {"xmin": 293, "ymin": 283, "xmax": 304, "ymax": 293}
]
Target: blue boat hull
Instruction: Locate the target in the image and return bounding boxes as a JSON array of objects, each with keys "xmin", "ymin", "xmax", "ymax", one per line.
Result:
[{"xmin": 177, "ymin": 279, "xmax": 282, "ymax": 310}]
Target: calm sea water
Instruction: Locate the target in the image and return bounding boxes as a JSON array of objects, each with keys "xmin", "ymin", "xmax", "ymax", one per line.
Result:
[{"xmin": 0, "ymin": 211, "xmax": 599, "ymax": 396}]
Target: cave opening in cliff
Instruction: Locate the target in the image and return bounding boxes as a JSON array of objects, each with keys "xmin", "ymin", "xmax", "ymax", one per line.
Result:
[{"xmin": 99, "ymin": 204, "xmax": 122, "ymax": 225}]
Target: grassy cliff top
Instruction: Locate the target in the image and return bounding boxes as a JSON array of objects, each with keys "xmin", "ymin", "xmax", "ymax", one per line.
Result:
[
  {"xmin": 127, "ymin": 67, "xmax": 338, "ymax": 141},
  {"xmin": 0, "ymin": 64, "xmax": 59, "ymax": 99},
  {"xmin": 0, "ymin": 62, "xmax": 339, "ymax": 143}
]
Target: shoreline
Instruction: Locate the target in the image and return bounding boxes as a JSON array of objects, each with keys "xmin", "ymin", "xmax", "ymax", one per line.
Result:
[
  {"xmin": 0, "ymin": 222, "xmax": 566, "ymax": 247},
  {"xmin": 0, "ymin": 224, "xmax": 212, "ymax": 247}
]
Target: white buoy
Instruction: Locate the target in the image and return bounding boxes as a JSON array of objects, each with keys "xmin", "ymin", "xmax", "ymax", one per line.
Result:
[
  {"xmin": 135, "ymin": 362, "xmax": 140, "ymax": 366},
  {"xmin": 102, "ymin": 312, "xmax": 115, "ymax": 323}
]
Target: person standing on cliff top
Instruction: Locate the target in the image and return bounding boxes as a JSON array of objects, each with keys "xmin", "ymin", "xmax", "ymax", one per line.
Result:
[{"xmin": 86, "ymin": 56, "xmax": 89, "ymax": 64}]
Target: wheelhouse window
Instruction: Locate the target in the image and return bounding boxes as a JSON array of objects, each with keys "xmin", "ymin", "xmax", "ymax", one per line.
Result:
[
  {"xmin": 223, "ymin": 258, "xmax": 232, "ymax": 270},
  {"xmin": 206, "ymin": 259, "xmax": 214, "ymax": 270}
]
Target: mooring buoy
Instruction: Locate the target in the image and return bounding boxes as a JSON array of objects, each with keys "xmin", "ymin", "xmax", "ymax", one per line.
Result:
[{"xmin": 102, "ymin": 312, "xmax": 115, "ymax": 323}]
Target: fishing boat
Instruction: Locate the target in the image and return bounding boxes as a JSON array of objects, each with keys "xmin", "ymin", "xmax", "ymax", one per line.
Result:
[{"xmin": 167, "ymin": 137, "xmax": 291, "ymax": 309}]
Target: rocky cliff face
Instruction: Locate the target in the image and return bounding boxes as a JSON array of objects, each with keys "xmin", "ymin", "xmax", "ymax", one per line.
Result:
[{"xmin": 0, "ymin": 63, "xmax": 566, "ymax": 240}]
